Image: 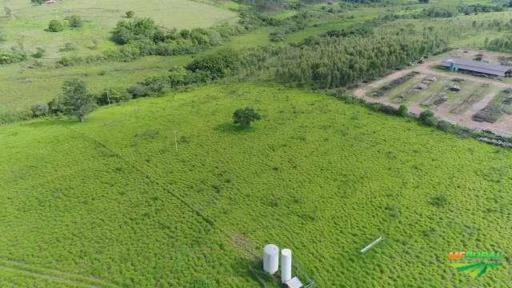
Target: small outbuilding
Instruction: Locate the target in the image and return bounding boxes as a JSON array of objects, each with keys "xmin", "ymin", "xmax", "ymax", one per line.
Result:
[{"xmin": 441, "ymin": 58, "xmax": 512, "ymax": 77}]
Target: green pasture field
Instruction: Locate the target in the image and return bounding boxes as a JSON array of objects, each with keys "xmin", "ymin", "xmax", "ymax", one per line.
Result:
[
  {"xmin": 1, "ymin": 84, "xmax": 511, "ymax": 287},
  {"xmin": 0, "ymin": 55, "xmax": 190, "ymax": 119},
  {"xmin": 0, "ymin": 0, "xmax": 238, "ymax": 58}
]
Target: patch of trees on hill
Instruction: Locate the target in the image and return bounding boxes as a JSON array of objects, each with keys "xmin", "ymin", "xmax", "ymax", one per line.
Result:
[
  {"xmin": 486, "ymin": 34, "xmax": 512, "ymax": 53},
  {"xmin": 421, "ymin": 4, "xmax": 504, "ymax": 18},
  {"xmin": 274, "ymin": 27, "xmax": 448, "ymax": 89}
]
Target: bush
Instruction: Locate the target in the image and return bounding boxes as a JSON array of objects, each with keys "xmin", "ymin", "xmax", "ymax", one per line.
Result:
[
  {"xmin": 269, "ymin": 31, "xmax": 286, "ymax": 42},
  {"xmin": 30, "ymin": 104, "xmax": 49, "ymax": 117},
  {"xmin": 0, "ymin": 49, "xmax": 27, "ymax": 64},
  {"xmin": 233, "ymin": 107, "xmax": 261, "ymax": 128},
  {"xmin": 47, "ymin": 97, "xmax": 65, "ymax": 115},
  {"xmin": 31, "ymin": 47, "xmax": 45, "ymax": 58},
  {"xmin": 60, "ymin": 42, "xmax": 77, "ymax": 52},
  {"xmin": 418, "ymin": 110, "xmax": 437, "ymax": 126},
  {"xmin": 436, "ymin": 120, "xmax": 453, "ymax": 132},
  {"xmin": 125, "ymin": 11, "xmax": 135, "ymax": 18},
  {"xmin": 96, "ymin": 88, "xmax": 130, "ymax": 106},
  {"xmin": 429, "ymin": 194, "xmax": 448, "ymax": 208},
  {"xmin": 187, "ymin": 48, "xmax": 241, "ymax": 79},
  {"xmin": 398, "ymin": 105, "xmax": 408, "ymax": 117},
  {"xmin": 126, "ymin": 76, "xmax": 168, "ymax": 99},
  {"xmin": 48, "ymin": 20, "xmax": 64, "ymax": 32},
  {"xmin": 66, "ymin": 15, "xmax": 83, "ymax": 28},
  {"xmin": 111, "ymin": 18, "xmax": 160, "ymax": 45},
  {"xmin": 31, "ymin": 0, "xmax": 44, "ymax": 4}
]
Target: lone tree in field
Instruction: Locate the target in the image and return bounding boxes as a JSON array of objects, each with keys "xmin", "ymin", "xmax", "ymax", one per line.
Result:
[
  {"xmin": 233, "ymin": 107, "xmax": 261, "ymax": 129},
  {"xmin": 61, "ymin": 79, "xmax": 95, "ymax": 122}
]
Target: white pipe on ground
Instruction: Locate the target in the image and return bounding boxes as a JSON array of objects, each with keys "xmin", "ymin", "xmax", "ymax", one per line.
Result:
[{"xmin": 360, "ymin": 236, "xmax": 384, "ymax": 253}]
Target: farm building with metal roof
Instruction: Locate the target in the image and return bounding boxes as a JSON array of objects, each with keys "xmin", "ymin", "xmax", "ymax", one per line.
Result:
[{"xmin": 441, "ymin": 58, "xmax": 512, "ymax": 77}]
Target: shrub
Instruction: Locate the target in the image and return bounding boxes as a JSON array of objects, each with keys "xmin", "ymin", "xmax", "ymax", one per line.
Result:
[
  {"xmin": 48, "ymin": 20, "xmax": 64, "ymax": 32},
  {"xmin": 66, "ymin": 15, "xmax": 83, "ymax": 28},
  {"xmin": 60, "ymin": 42, "xmax": 77, "ymax": 52},
  {"xmin": 187, "ymin": 48, "xmax": 241, "ymax": 79},
  {"xmin": 419, "ymin": 110, "xmax": 437, "ymax": 126},
  {"xmin": 47, "ymin": 97, "xmax": 65, "ymax": 115},
  {"xmin": 269, "ymin": 31, "xmax": 286, "ymax": 42},
  {"xmin": 398, "ymin": 105, "xmax": 408, "ymax": 117},
  {"xmin": 125, "ymin": 11, "xmax": 135, "ymax": 18},
  {"xmin": 429, "ymin": 194, "xmax": 448, "ymax": 208},
  {"xmin": 111, "ymin": 18, "xmax": 160, "ymax": 45},
  {"xmin": 233, "ymin": 107, "xmax": 261, "ymax": 129},
  {"xmin": 31, "ymin": 0, "xmax": 44, "ymax": 5},
  {"xmin": 436, "ymin": 120, "xmax": 453, "ymax": 132},
  {"xmin": 30, "ymin": 104, "xmax": 49, "ymax": 117},
  {"xmin": 96, "ymin": 88, "xmax": 130, "ymax": 106},
  {"xmin": 0, "ymin": 49, "xmax": 27, "ymax": 64},
  {"xmin": 31, "ymin": 47, "xmax": 45, "ymax": 58}
]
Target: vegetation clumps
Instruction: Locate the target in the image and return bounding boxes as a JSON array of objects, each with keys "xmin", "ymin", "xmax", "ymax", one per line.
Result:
[
  {"xmin": 473, "ymin": 89, "xmax": 512, "ymax": 123},
  {"xmin": 47, "ymin": 20, "xmax": 64, "ymax": 32},
  {"xmin": 187, "ymin": 49, "xmax": 241, "ymax": 79},
  {"xmin": 0, "ymin": 49, "xmax": 27, "ymax": 64},
  {"xmin": 30, "ymin": 103, "xmax": 49, "ymax": 117},
  {"xmin": 418, "ymin": 110, "xmax": 437, "ymax": 127},
  {"xmin": 125, "ymin": 11, "xmax": 135, "ymax": 18},
  {"xmin": 429, "ymin": 194, "xmax": 448, "ymax": 208},
  {"xmin": 66, "ymin": 15, "xmax": 83, "ymax": 28},
  {"xmin": 52, "ymin": 79, "xmax": 96, "ymax": 122},
  {"xmin": 31, "ymin": 47, "xmax": 45, "ymax": 58},
  {"xmin": 372, "ymin": 72, "xmax": 420, "ymax": 98},
  {"xmin": 233, "ymin": 107, "xmax": 261, "ymax": 128}
]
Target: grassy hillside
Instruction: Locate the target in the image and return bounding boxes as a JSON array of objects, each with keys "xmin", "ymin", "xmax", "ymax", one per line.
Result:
[
  {"xmin": 1, "ymin": 84, "xmax": 511, "ymax": 287},
  {"xmin": 0, "ymin": 55, "xmax": 190, "ymax": 119},
  {"xmin": 0, "ymin": 0, "xmax": 238, "ymax": 58}
]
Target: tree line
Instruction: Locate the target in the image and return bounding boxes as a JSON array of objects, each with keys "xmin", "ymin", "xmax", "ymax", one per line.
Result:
[{"xmin": 272, "ymin": 26, "xmax": 449, "ymax": 89}]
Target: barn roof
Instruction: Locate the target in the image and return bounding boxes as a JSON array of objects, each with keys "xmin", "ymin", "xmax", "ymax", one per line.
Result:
[{"xmin": 441, "ymin": 58, "xmax": 512, "ymax": 76}]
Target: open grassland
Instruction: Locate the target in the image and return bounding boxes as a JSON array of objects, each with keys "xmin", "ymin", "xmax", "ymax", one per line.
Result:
[
  {"xmin": 0, "ymin": 0, "xmax": 238, "ymax": 58},
  {"xmin": 1, "ymin": 84, "xmax": 512, "ymax": 287},
  {"xmin": 0, "ymin": 55, "xmax": 190, "ymax": 119}
]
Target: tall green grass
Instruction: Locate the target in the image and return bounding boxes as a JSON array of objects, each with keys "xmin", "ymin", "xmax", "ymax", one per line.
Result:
[{"xmin": 1, "ymin": 84, "xmax": 511, "ymax": 287}]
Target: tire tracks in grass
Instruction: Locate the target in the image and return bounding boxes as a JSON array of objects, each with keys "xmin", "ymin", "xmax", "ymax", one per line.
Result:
[
  {"xmin": 64, "ymin": 126, "xmax": 262, "ymax": 258},
  {"xmin": 65, "ymin": 124, "xmax": 317, "ymax": 285},
  {"xmin": 0, "ymin": 259, "xmax": 119, "ymax": 287}
]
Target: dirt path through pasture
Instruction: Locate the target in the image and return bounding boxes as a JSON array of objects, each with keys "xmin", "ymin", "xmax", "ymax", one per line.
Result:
[{"xmin": 353, "ymin": 60, "xmax": 512, "ymax": 136}]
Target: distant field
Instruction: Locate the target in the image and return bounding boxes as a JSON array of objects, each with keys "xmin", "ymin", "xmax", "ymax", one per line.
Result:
[
  {"xmin": 0, "ymin": 0, "xmax": 238, "ymax": 58},
  {"xmin": 0, "ymin": 55, "xmax": 191, "ymax": 119},
  {"xmin": 1, "ymin": 84, "xmax": 511, "ymax": 287}
]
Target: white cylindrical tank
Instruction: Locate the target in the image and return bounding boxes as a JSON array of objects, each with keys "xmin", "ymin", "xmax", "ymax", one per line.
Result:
[
  {"xmin": 281, "ymin": 248, "xmax": 292, "ymax": 283},
  {"xmin": 263, "ymin": 244, "xmax": 279, "ymax": 274}
]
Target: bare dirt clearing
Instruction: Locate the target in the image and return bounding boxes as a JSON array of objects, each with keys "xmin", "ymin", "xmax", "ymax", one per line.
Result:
[{"xmin": 353, "ymin": 55, "xmax": 512, "ymax": 136}]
